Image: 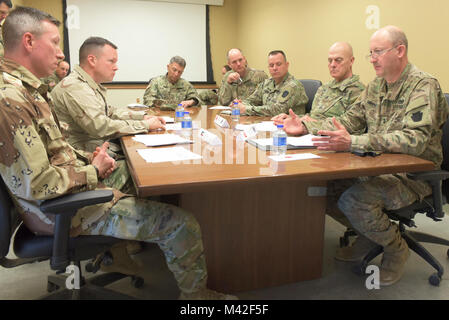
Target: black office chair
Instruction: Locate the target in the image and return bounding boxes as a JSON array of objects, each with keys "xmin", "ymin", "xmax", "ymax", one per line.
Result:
[
  {"xmin": 298, "ymin": 79, "xmax": 322, "ymax": 114},
  {"xmin": 0, "ymin": 176, "xmax": 144, "ymax": 299},
  {"xmin": 353, "ymin": 95, "xmax": 449, "ymax": 286}
]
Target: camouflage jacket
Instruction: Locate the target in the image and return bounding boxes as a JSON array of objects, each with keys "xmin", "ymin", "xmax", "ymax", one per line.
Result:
[
  {"xmin": 40, "ymin": 72, "xmax": 60, "ymax": 92},
  {"xmin": 304, "ymin": 64, "xmax": 449, "ymax": 198},
  {"xmin": 0, "ymin": 58, "xmax": 122, "ymax": 236},
  {"xmin": 309, "ymin": 75, "xmax": 365, "ymax": 119},
  {"xmin": 142, "ymin": 74, "xmax": 200, "ymax": 110},
  {"xmin": 218, "ymin": 67, "xmax": 268, "ymax": 105},
  {"xmin": 243, "ymin": 73, "xmax": 308, "ymax": 116},
  {"xmin": 51, "ymin": 65, "xmax": 149, "ymax": 156},
  {"xmin": 198, "ymin": 89, "xmax": 218, "ymax": 105}
]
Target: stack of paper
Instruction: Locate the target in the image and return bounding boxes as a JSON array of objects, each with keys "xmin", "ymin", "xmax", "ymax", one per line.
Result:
[
  {"xmin": 137, "ymin": 147, "xmax": 202, "ymax": 163},
  {"xmin": 268, "ymin": 153, "xmax": 321, "ymax": 162},
  {"xmin": 132, "ymin": 134, "xmax": 192, "ymax": 147}
]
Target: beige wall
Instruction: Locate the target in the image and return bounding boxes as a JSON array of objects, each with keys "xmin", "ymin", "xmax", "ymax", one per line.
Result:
[{"xmin": 234, "ymin": 0, "xmax": 449, "ymax": 91}]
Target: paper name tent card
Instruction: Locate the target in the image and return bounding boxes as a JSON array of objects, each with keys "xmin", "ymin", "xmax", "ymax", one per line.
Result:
[
  {"xmin": 247, "ymin": 134, "xmax": 319, "ymax": 151},
  {"xmin": 132, "ymin": 134, "xmax": 192, "ymax": 147},
  {"xmin": 137, "ymin": 147, "xmax": 202, "ymax": 163}
]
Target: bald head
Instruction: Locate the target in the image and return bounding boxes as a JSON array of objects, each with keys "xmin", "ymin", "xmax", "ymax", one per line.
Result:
[
  {"xmin": 227, "ymin": 48, "xmax": 247, "ymax": 76},
  {"xmin": 371, "ymin": 25, "xmax": 408, "ymax": 54},
  {"xmin": 328, "ymin": 41, "xmax": 354, "ymax": 82},
  {"xmin": 369, "ymin": 25, "xmax": 408, "ymax": 83}
]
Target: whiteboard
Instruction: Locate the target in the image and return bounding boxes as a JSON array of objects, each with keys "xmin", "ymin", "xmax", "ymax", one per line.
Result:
[{"xmin": 65, "ymin": 0, "xmax": 208, "ymax": 82}]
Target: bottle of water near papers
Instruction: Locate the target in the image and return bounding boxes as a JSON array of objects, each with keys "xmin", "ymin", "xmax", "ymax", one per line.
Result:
[
  {"xmin": 175, "ymin": 104, "xmax": 184, "ymax": 123},
  {"xmin": 182, "ymin": 111, "xmax": 193, "ymax": 138},
  {"xmin": 273, "ymin": 124, "xmax": 287, "ymax": 156},
  {"xmin": 231, "ymin": 101, "xmax": 240, "ymax": 122}
]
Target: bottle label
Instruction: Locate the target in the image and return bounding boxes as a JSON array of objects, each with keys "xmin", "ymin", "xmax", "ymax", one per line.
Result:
[
  {"xmin": 182, "ymin": 121, "xmax": 192, "ymax": 129},
  {"xmin": 176, "ymin": 111, "xmax": 184, "ymax": 118},
  {"xmin": 273, "ymin": 136, "xmax": 287, "ymax": 147},
  {"xmin": 232, "ymin": 109, "xmax": 240, "ymax": 116}
]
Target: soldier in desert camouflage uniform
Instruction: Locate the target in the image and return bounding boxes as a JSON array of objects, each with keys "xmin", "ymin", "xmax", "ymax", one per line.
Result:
[
  {"xmin": 236, "ymin": 50, "xmax": 308, "ymax": 117},
  {"xmin": 51, "ymin": 37, "xmax": 165, "ymax": 161},
  {"xmin": 143, "ymin": 56, "xmax": 200, "ymax": 110},
  {"xmin": 282, "ymin": 26, "xmax": 449, "ymax": 286},
  {"xmin": 218, "ymin": 48, "xmax": 267, "ymax": 106},
  {"xmin": 0, "ymin": 6, "xmax": 236, "ymax": 300},
  {"xmin": 40, "ymin": 60, "xmax": 69, "ymax": 92}
]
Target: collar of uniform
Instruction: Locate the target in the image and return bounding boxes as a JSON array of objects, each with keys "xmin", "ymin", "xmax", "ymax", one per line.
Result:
[
  {"xmin": 74, "ymin": 64, "xmax": 107, "ymax": 95},
  {"xmin": 164, "ymin": 73, "xmax": 183, "ymax": 88},
  {"xmin": 329, "ymin": 74, "xmax": 360, "ymax": 91},
  {"xmin": 381, "ymin": 63, "xmax": 412, "ymax": 101},
  {"xmin": 0, "ymin": 57, "xmax": 46, "ymax": 91},
  {"xmin": 270, "ymin": 72, "xmax": 291, "ymax": 89},
  {"xmin": 241, "ymin": 67, "xmax": 254, "ymax": 82}
]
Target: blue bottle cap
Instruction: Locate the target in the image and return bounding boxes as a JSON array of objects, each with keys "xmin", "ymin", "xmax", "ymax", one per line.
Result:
[{"xmin": 277, "ymin": 124, "xmax": 284, "ymax": 128}]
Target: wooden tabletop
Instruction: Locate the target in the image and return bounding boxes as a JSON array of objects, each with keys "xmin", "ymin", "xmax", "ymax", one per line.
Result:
[{"xmin": 121, "ymin": 106, "xmax": 435, "ymax": 197}]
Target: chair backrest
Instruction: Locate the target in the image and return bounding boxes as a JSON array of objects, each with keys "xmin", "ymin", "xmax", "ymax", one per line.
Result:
[
  {"xmin": 0, "ymin": 176, "xmax": 13, "ymax": 259},
  {"xmin": 441, "ymin": 93, "xmax": 449, "ymax": 198},
  {"xmin": 299, "ymin": 79, "xmax": 322, "ymax": 114}
]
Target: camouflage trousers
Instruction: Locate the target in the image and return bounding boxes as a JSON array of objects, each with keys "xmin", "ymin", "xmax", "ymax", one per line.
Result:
[
  {"xmin": 81, "ymin": 197, "xmax": 207, "ymax": 293},
  {"xmin": 333, "ymin": 174, "xmax": 431, "ymax": 248},
  {"xmin": 102, "ymin": 160, "xmax": 136, "ymax": 195}
]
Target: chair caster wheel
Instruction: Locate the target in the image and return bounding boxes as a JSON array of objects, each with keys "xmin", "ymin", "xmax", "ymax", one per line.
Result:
[
  {"xmin": 85, "ymin": 262, "xmax": 99, "ymax": 273},
  {"xmin": 429, "ymin": 273, "xmax": 441, "ymax": 286},
  {"xmin": 131, "ymin": 276, "xmax": 144, "ymax": 289},
  {"xmin": 47, "ymin": 282, "xmax": 60, "ymax": 293},
  {"xmin": 352, "ymin": 261, "xmax": 367, "ymax": 276},
  {"xmin": 446, "ymin": 249, "xmax": 449, "ymax": 258}
]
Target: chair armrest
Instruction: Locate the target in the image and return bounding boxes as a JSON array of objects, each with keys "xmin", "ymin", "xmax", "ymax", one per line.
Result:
[
  {"xmin": 40, "ymin": 190, "xmax": 114, "ymax": 214},
  {"xmin": 39, "ymin": 190, "xmax": 114, "ymax": 271},
  {"xmin": 406, "ymin": 170, "xmax": 449, "ymax": 182}
]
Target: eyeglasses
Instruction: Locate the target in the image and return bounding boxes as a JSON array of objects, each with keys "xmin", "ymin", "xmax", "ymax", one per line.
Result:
[{"xmin": 365, "ymin": 46, "xmax": 397, "ymax": 60}]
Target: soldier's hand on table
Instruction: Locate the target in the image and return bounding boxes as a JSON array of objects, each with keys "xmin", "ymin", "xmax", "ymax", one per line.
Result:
[
  {"xmin": 180, "ymin": 100, "xmax": 195, "ymax": 108},
  {"xmin": 283, "ymin": 109, "xmax": 307, "ymax": 135},
  {"xmin": 146, "ymin": 116, "xmax": 166, "ymax": 131},
  {"xmin": 271, "ymin": 113, "xmax": 288, "ymax": 125},
  {"xmin": 92, "ymin": 142, "xmax": 116, "ymax": 179},
  {"xmin": 312, "ymin": 117, "xmax": 351, "ymax": 151}
]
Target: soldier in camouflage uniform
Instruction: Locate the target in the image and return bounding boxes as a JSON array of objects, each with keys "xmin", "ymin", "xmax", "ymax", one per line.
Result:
[
  {"xmin": 198, "ymin": 88, "xmax": 218, "ymax": 105},
  {"xmin": 40, "ymin": 60, "xmax": 69, "ymax": 92},
  {"xmin": 272, "ymin": 42, "xmax": 364, "ymax": 123},
  {"xmin": 237, "ymin": 50, "xmax": 308, "ymax": 117},
  {"xmin": 142, "ymin": 56, "xmax": 200, "ymax": 110},
  {"xmin": 0, "ymin": 6, "xmax": 236, "ymax": 300},
  {"xmin": 51, "ymin": 37, "xmax": 165, "ymax": 160},
  {"xmin": 218, "ymin": 48, "xmax": 268, "ymax": 106},
  {"xmin": 283, "ymin": 26, "xmax": 449, "ymax": 286}
]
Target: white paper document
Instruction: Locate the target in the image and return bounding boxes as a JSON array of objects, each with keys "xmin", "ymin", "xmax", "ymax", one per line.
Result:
[
  {"xmin": 162, "ymin": 116, "xmax": 174, "ymax": 123},
  {"xmin": 235, "ymin": 121, "xmax": 277, "ymax": 132},
  {"xmin": 209, "ymin": 106, "xmax": 231, "ymax": 110},
  {"xmin": 287, "ymin": 134, "xmax": 325, "ymax": 147},
  {"xmin": 165, "ymin": 121, "xmax": 200, "ymax": 131},
  {"xmin": 269, "ymin": 153, "xmax": 321, "ymax": 162},
  {"xmin": 132, "ymin": 134, "xmax": 192, "ymax": 147},
  {"xmin": 137, "ymin": 147, "xmax": 202, "ymax": 163}
]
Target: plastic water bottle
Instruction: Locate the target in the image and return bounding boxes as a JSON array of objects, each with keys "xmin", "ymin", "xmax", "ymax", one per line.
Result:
[
  {"xmin": 175, "ymin": 104, "xmax": 184, "ymax": 123},
  {"xmin": 231, "ymin": 101, "xmax": 240, "ymax": 123},
  {"xmin": 182, "ymin": 111, "xmax": 192, "ymax": 138},
  {"xmin": 273, "ymin": 124, "xmax": 287, "ymax": 156}
]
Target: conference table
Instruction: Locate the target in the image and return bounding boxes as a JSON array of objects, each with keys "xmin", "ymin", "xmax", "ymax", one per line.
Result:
[{"xmin": 121, "ymin": 105, "xmax": 434, "ymax": 293}]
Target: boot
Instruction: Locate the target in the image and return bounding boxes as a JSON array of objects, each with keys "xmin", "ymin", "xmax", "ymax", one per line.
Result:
[
  {"xmin": 99, "ymin": 241, "xmax": 143, "ymax": 276},
  {"xmin": 179, "ymin": 288, "xmax": 238, "ymax": 300},
  {"xmin": 379, "ymin": 237, "xmax": 410, "ymax": 286},
  {"xmin": 335, "ymin": 235, "xmax": 378, "ymax": 262}
]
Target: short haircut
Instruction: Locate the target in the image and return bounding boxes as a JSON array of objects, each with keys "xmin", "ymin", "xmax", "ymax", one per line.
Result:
[
  {"xmin": 0, "ymin": 0, "xmax": 12, "ymax": 8},
  {"xmin": 3, "ymin": 6, "xmax": 60, "ymax": 52},
  {"xmin": 385, "ymin": 26, "xmax": 409, "ymax": 53},
  {"xmin": 268, "ymin": 50, "xmax": 287, "ymax": 61},
  {"xmin": 226, "ymin": 48, "xmax": 243, "ymax": 61},
  {"xmin": 169, "ymin": 56, "xmax": 186, "ymax": 68},
  {"xmin": 79, "ymin": 36, "xmax": 117, "ymax": 63}
]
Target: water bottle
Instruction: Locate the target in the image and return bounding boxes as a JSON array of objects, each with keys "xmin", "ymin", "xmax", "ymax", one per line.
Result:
[
  {"xmin": 175, "ymin": 104, "xmax": 184, "ymax": 123},
  {"xmin": 182, "ymin": 111, "xmax": 192, "ymax": 138},
  {"xmin": 231, "ymin": 101, "xmax": 240, "ymax": 122},
  {"xmin": 273, "ymin": 124, "xmax": 287, "ymax": 156}
]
